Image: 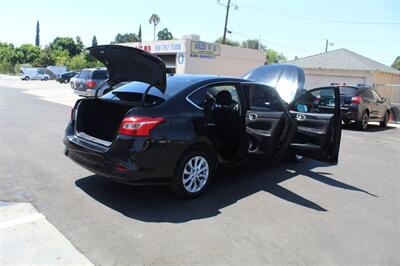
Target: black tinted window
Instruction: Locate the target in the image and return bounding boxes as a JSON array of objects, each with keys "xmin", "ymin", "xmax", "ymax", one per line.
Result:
[
  {"xmin": 188, "ymin": 87, "xmax": 207, "ymax": 108},
  {"xmin": 339, "ymin": 87, "xmax": 358, "ymax": 96},
  {"xmin": 91, "ymin": 70, "xmax": 108, "ymax": 80},
  {"xmin": 244, "ymin": 85, "xmax": 284, "ymax": 111},
  {"xmin": 291, "ymin": 88, "xmax": 336, "ymax": 114}
]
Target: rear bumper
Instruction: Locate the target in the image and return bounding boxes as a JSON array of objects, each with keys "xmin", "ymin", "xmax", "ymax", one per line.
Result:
[
  {"xmin": 63, "ymin": 123, "xmax": 174, "ymax": 185},
  {"xmin": 340, "ymin": 105, "xmax": 361, "ymax": 121}
]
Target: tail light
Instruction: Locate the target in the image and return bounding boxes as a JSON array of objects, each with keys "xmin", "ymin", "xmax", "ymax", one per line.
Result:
[
  {"xmin": 351, "ymin": 96, "xmax": 363, "ymax": 104},
  {"xmin": 85, "ymin": 80, "xmax": 97, "ymax": 88},
  {"xmin": 118, "ymin": 117, "xmax": 165, "ymax": 136}
]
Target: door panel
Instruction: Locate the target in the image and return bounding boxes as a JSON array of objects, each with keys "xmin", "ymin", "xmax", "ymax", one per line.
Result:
[
  {"xmin": 289, "ymin": 87, "xmax": 341, "ymax": 164},
  {"xmin": 242, "ymin": 83, "xmax": 290, "ymax": 160}
]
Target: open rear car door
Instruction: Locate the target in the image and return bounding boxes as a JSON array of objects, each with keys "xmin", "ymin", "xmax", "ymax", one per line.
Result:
[{"xmin": 288, "ymin": 87, "xmax": 342, "ymax": 164}]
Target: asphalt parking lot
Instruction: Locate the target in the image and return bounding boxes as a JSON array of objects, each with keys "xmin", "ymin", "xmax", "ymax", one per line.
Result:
[{"xmin": 1, "ymin": 79, "xmax": 399, "ymax": 265}]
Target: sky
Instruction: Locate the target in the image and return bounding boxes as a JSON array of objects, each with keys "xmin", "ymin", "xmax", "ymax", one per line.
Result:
[{"xmin": 0, "ymin": 0, "xmax": 399, "ymax": 65}]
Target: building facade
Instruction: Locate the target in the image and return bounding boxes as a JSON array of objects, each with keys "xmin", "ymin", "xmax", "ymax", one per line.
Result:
[
  {"xmin": 288, "ymin": 49, "xmax": 400, "ymax": 104},
  {"xmin": 122, "ymin": 35, "xmax": 265, "ymax": 77}
]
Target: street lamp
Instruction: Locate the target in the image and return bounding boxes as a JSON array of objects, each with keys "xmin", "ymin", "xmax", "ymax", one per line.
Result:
[{"xmin": 217, "ymin": 0, "xmax": 238, "ymax": 44}]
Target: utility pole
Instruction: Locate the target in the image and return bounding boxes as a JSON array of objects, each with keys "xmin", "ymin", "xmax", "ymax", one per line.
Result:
[
  {"xmin": 325, "ymin": 39, "xmax": 328, "ymax": 53},
  {"xmin": 217, "ymin": 0, "xmax": 238, "ymax": 44},
  {"xmin": 325, "ymin": 39, "xmax": 334, "ymax": 52}
]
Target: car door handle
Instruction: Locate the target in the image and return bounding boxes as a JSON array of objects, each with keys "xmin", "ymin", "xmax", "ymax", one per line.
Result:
[
  {"xmin": 248, "ymin": 113, "xmax": 258, "ymax": 120},
  {"xmin": 296, "ymin": 114, "xmax": 306, "ymax": 121}
]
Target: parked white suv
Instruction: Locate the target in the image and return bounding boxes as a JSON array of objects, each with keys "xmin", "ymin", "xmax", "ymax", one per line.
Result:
[{"xmin": 21, "ymin": 68, "xmax": 50, "ymax": 81}]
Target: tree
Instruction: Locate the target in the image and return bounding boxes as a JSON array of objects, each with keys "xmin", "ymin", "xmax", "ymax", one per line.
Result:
[
  {"xmin": 15, "ymin": 44, "xmax": 41, "ymax": 64},
  {"xmin": 35, "ymin": 20, "xmax": 40, "ymax": 47},
  {"xmin": 391, "ymin": 56, "xmax": 400, "ymax": 70},
  {"xmin": 215, "ymin": 36, "xmax": 239, "ymax": 46},
  {"xmin": 157, "ymin": 28, "xmax": 173, "ymax": 40},
  {"xmin": 241, "ymin": 39, "xmax": 266, "ymax": 50},
  {"xmin": 113, "ymin": 33, "xmax": 140, "ymax": 43},
  {"xmin": 33, "ymin": 47, "xmax": 55, "ymax": 67},
  {"xmin": 138, "ymin": 24, "xmax": 142, "ymax": 42},
  {"xmin": 0, "ymin": 42, "xmax": 17, "ymax": 73},
  {"xmin": 265, "ymin": 49, "xmax": 287, "ymax": 64},
  {"xmin": 49, "ymin": 37, "xmax": 82, "ymax": 57},
  {"xmin": 75, "ymin": 36, "xmax": 84, "ymax": 53},
  {"xmin": 91, "ymin": 36, "xmax": 98, "ymax": 47},
  {"xmin": 149, "ymin": 13, "xmax": 161, "ymax": 41}
]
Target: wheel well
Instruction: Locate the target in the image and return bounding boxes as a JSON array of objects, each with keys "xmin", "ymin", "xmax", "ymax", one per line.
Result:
[
  {"xmin": 364, "ymin": 109, "xmax": 369, "ymax": 115},
  {"xmin": 175, "ymin": 141, "xmax": 217, "ymax": 174}
]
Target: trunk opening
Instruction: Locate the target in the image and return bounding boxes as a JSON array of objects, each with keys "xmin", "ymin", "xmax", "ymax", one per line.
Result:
[{"xmin": 76, "ymin": 99, "xmax": 134, "ymax": 144}]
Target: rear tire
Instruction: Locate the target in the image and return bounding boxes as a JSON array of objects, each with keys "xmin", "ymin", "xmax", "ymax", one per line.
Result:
[
  {"xmin": 380, "ymin": 111, "xmax": 389, "ymax": 128},
  {"xmin": 168, "ymin": 150, "xmax": 215, "ymax": 198},
  {"xmin": 63, "ymin": 78, "xmax": 69, "ymax": 83},
  {"xmin": 357, "ymin": 111, "xmax": 369, "ymax": 131},
  {"xmin": 43, "ymin": 77, "xmax": 49, "ymax": 81}
]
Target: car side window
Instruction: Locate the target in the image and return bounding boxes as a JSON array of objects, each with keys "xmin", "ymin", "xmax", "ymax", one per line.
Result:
[
  {"xmin": 187, "ymin": 87, "xmax": 207, "ymax": 109},
  {"xmin": 371, "ymin": 90, "xmax": 381, "ymax": 101},
  {"xmin": 290, "ymin": 88, "xmax": 336, "ymax": 114},
  {"xmin": 78, "ymin": 70, "xmax": 91, "ymax": 79},
  {"xmin": 243, "ymin": 84, "xmax": 284, "ymax": 111}
]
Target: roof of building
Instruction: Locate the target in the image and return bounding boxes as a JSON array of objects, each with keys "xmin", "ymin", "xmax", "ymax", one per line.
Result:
[{"xmin": 287, "ymin": 48, "xmax": 400, "ymax": 75}]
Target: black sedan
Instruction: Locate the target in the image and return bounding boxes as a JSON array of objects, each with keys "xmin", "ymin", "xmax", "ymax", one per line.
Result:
[
  {"xmin": 56, "ymin": 71, "xmax": 78, "ymax": 83},
  {"xmin": 64, "ymin": 45, "xmax": 342, "ymax": 198}
]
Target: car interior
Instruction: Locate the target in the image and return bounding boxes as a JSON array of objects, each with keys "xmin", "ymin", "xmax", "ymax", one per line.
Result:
[{"xmin": 204, "ymin": 85, "xmax": 244, "ymax": 159}]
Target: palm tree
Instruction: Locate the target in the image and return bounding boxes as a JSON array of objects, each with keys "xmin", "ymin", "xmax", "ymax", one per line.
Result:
[{"xmin": 149, "ymin": 13, "xmax": 161, "ymax": 41}]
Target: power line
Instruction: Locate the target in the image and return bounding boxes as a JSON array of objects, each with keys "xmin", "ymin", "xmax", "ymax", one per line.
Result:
[
  {"xmin": 240, "ymin": 5, "xmax": 400, "ymax": 25},
  {"xmin": 232, "ymin": 26, "xmax": 400, "ymax": 44},
  {"xmin": 229, "ymin": 30, "xmax": 320, "ymax": 54}
]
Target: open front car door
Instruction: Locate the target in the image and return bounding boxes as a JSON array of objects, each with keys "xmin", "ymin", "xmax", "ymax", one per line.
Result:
[
  {"xmin": 288, "ymin": 87, "xmax": 342, "ymax": 164},
  {"xmin": 241, "ymin": 83, "xmax": 295, "ymax": 163}
]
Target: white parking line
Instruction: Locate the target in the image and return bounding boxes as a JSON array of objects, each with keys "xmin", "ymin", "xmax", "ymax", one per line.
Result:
[{"xmin": 0, "ymin": 213, "xmax": 45, "ymax": 229}]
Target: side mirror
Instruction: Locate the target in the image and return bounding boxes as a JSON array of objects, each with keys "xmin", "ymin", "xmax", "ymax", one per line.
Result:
[{"xmin": 381, "ymin": 97, "xmax": 387, "ymax": 103}]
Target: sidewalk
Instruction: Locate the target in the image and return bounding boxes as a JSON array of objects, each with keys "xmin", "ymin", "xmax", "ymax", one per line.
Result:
[{"xmin": 0, "ymin": 201, "xmax": 93, "ymax": 266}]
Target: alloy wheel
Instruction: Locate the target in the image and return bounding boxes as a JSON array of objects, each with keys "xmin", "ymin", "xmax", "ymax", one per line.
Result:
[{"xmin": 182, "ymin": 156, "xmax": 209, "ymax": 193}]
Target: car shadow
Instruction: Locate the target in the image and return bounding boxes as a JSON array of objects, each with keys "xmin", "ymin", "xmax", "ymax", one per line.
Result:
[
  {"xmin": 75, "ymin": 159, "xmax": 377, "ymax": 223},
  {"xmin": 342, "ymin": 123, "xmax": 397, "ymax": 132}
]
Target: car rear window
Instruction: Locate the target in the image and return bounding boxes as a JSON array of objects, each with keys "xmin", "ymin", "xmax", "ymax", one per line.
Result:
[
  {"xmin": 91, "ymin": 70, "xmax": 108, "ymax": 80},
  {"xmin": 340, "ymin": 87, "xmax": 358, "ymax": 96}
]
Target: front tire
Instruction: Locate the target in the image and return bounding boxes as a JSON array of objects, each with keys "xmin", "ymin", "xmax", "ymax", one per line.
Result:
[
  {"xmin": 169, "ymin": 151, "xmax": 215, "ymax": 198},
  {"xmin": 380, "ymin": 111, "xmax": 389, "ymax": 128},
  {"xmin": 43, "ymin": 77, "xmax": 49, "ymax": 81},
  {"xmin": 63, "ymin": 78, "xmax": 69, "ymax": 83}
]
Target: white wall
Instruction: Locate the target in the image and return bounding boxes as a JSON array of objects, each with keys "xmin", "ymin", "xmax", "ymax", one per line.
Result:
[{"xmin": 183, "ymin": 41, "xmax": 265, "ymax": 77}]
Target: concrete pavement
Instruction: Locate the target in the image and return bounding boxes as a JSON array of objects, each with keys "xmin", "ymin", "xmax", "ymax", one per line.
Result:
[{"xmin": 0, "ymin": 80, "xmax": 399, "ymax": 265}]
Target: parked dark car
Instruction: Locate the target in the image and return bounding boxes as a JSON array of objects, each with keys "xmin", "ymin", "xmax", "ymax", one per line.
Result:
[
  {"xmin": 70, "ymin": 68, "xmax": 108, "ymax": 97},
  {"xmin": 339, "ymin": 85, "xmax": 390, "ymax": 130},
  {"xmin": 64, "ymin": 45, "xmax": 342, "ymax": 198},
  {"xmin": 56, "ymin": 71, "xmax": 78, "ymax": 83}
]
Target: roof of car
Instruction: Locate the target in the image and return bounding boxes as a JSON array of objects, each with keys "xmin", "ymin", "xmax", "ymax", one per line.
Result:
[
  {"xmin": 167, "ymin": 74, "xmax": 245, "ymax": 85},
  {"xmin": 81, "ymin": 67, "xmax": 107, "ymax": 72}
]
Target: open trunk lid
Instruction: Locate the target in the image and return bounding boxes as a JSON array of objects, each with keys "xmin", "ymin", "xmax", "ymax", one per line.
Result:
[
  {"xmin": 242, "ymin": 64, "xmax": 305, "ymax": 103},
  {"xmin": 88, "ymin": 45, "xmax": 167, "ymax": 93}
]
